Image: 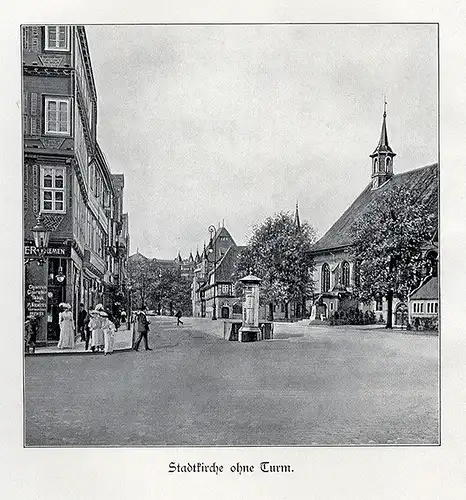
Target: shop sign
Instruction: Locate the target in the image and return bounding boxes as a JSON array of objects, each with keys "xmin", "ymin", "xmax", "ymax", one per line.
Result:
[
  {"xmin": 24, "ymin": 245, "xmax": 71, "ymax": 257},
  {"xmin": 26, "ymin": 284, "xmax": 47, "ymax": 318}
]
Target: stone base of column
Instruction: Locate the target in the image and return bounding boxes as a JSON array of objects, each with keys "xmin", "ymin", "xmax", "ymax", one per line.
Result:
[{"xmin": 238, "ymin": 325, "xmax": 261, "ymax": 342}]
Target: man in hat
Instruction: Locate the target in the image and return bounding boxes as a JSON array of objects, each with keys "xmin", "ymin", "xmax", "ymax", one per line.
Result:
[{"xmin": 134, "ymin": 306, "xmax": 152, "ymax": 351}]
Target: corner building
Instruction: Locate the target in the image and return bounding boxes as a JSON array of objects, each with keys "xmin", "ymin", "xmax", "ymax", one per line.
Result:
[{"xmin": 23, "ymin": 26, "xmax": 129, "ymax": 344}]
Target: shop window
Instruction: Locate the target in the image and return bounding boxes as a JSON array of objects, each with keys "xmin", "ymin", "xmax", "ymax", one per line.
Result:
[
  {"xmin": 44, "ymin": 97, "xmax": 71, "ymax": 135},
  {"xmin": 44, "ymin": 26, "xmax": 69, "ymax": 51},
  {"xmin": 40, "ymin": 166, "xmax": 65, "ymax": 212}
]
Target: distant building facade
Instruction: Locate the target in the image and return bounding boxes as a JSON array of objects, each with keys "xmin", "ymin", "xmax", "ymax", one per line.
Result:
[
  {"xmin": 309, "ymin": 109, "xmax": 439, "ymax": 327},
  {"xmin": 23, "ymin": 25, "xmax": 130, "ymax": 344}
]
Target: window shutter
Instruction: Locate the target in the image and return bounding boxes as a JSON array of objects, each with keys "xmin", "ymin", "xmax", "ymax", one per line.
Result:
[
  {"xmin": 22, "ymin": 92, "xmax": 30, "ymax": 136},
  {"xmin": 32, "ymin": 164, "xmax": 40, "ymax": 213},
  {"xmin": 30, "ymin": 93, "xmax": 38, "ymax": 136},
  {"xmin": 22, "ymin": 27, "xmax": 30, "ymax": 51},
  {"xmin": 31, "ymin": 27, "xmax": 40, "ymax": 53}
]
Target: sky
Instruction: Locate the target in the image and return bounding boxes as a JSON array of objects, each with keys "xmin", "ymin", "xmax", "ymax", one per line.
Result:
[{"xmin": 85, "ymin": 24, "xmax": 438, "ymax": 259}]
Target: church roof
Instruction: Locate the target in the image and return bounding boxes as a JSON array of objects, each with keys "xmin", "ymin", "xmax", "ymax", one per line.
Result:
[
  {"xmin": 410, "ymin": 276, "xmax": 439, "ymax": 300},
  {"xmin": 310, "ymin": 163, "xmax": 438, "ymax": 253},
  {"xmin": 128, "ymin": 251, "xmax": 149, "ymax": 262}
]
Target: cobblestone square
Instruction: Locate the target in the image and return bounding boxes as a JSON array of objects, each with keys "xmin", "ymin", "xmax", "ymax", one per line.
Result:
[{"xmin": 24, "ymin": 318, "xmax": 439, "ymax": 446}]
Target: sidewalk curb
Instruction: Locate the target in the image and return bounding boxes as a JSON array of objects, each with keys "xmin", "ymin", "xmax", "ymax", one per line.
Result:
[{"xmin": 25, "ymin": 347, "xmax": 134, "ymax": 357}]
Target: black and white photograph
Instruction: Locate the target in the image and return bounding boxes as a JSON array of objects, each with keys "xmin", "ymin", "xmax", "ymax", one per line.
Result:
[{"xmin": 21, "ymin": 23, "xmax": 440, "ymax": 448}]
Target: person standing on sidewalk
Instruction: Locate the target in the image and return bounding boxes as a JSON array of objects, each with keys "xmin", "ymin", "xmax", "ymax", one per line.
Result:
[
  {"xmin": 101, "ymin": 311, "xmax": 116, "ymax": 355},
  {"xmin": 175, "ymin": 309, "xmax": 183, "ymax": 326},
  {"xmin": 77, "ymin": 303, "xmax": 87, "ymax": 342},
  {"xmin": 57, "ymin": 303, "xmax": 75, "ymax": 349},
  {"xmin": 134, "ymin": 306, "xmax": 152, "ymax": 351},
  {"xmin": 89, "ymin": 305, "xmax": 104, "ymax": 352}
]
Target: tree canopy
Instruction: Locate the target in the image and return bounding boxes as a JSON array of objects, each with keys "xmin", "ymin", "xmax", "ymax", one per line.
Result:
[
  {"xmin": 127, "ymin": 259, "xmax": 192, "ymax": 315},
  {"xmin": 234, "ymin": 211, "xmax": 317, "ymax": 319},
  {"xmin": 350, "ymin": 184, "xmax": 437, "ymax": 326}
]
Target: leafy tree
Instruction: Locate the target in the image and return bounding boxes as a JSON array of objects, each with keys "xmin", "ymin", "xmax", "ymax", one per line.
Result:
[
  {"xmin": 128, "ymin": 259, "xmax": 192, "ymax": 316},
  {"xmin": 127, "ymin": 258, "xmax": 154, "ymax": 309},
  {"xmin": 350, "ymin": 184, "xmax": 437, "ymax": 328},
  {"xmin": 147, "ymin": 267, "xmax": 192, "ymax": 316},
  {"xmin": 234, "ymin": 212, "xmax": 317, "ymax": 320}
]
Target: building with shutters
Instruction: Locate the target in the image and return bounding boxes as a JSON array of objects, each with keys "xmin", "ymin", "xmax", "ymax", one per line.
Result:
[
  {"xmin": 309, "ymin": 107, "xmax": 438, "ymax": 327},
  {"xmin": 22, "ymin": 25, "xmax": 130, "ymax": 344}
]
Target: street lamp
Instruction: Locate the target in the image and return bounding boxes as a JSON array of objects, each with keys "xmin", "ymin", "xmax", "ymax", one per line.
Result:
[
  {"xmin": 56, "ymin": 266, "xmax": 65, "ymax": 283},
  {"xmin": 207, "ymin": 225, "xmax": 218, "ymax": 320},
  {"xmin": 25, "ymin": 213, "xmax": 51, "ymax": 266}
]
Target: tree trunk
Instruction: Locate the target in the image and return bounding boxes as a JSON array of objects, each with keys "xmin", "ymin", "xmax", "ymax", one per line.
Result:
[
  {"xmin": 386, "ymin": 290, "xmax": 393, "ymax": 329},
  {"xmin": 284, "ymin": 302, "xmax": 289, "ymax": 320},
  {"xmin": 268, "ymin": 302, "xmax": 274, "ymax": 322}
]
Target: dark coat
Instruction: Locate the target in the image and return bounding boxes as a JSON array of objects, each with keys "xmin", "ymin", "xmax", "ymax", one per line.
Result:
[{"xmin": 137, "ymin": 311, "xmax": 149, "ymax": 333}]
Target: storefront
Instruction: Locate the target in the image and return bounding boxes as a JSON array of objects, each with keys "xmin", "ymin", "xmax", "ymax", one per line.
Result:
[{"xmin": 24, "ymin": 242, "xmax": 72, "ymax": 345}]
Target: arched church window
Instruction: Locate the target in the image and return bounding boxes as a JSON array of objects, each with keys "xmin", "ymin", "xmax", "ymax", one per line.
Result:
[
  {"xmin": 321, "ymin": 263, "xmax": 330, "ymax": 293},
  {"xmin": 373, "ymin": 158, "xmax": 378, "ymax": 174},
  {"xmin": 341, "ymin": 261, "xmax": 350, "ymax": 287}
]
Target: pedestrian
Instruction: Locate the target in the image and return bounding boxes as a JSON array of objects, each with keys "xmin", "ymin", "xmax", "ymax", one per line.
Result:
[
  {"xmin": 57, "ymin": 303, "xmax": 75, "ymax": 349},
  {"xmin": 89, "ymin": 304, "xmax": 105, "ymax": 352},
  {"xmin": 77, "ymin": 303, "xmax": 87, "ymax": 342},
  {"xmin": 84, "ymin": 312, "xmax": 92, "ymax": 350},
  {"xmin": 120, "ymin": 309, "xmax": 127, "ymax": 327},
  {"xmin": 134, "ymin": 306, "xmax": 152, "ymax": 351},
  {"xmin": 175, "ymin": 309, "xmax": 183, "ymax": 326},
  {"xmin": 101, "ymin": 311, "xmax": 116, "ymax": 355},
  {"xmin": 25, "ymin": 315, "xmax": 37, "ymax": 354}
]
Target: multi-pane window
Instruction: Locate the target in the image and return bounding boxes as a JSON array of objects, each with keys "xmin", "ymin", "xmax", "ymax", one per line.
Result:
[
  {"xmin": 44, "ymin": 26, "xmax": 69, "ymax": 51},
  {"xmin": 40, "ymin": 166, "xmax": 65, "ymax": 212},
  {"xmin": 45, "ymin": 97, "xmax": 71, "ymax": 135},
  {"xmin": 321, "ymin": 263, "xmax": 331, "ymax": 293},
  {"xmin": 341, "ymin": 261, "xmax": 350, "ymax": 288}
]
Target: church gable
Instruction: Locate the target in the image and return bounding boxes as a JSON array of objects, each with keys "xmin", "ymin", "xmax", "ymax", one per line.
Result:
[{"xmin": 310, "ymin": 163, "xmax": 438, "ymax": 254}]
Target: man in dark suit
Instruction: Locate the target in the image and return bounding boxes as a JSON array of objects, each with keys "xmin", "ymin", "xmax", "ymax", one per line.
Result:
[
  {"xmin": 134, "ymin": 306, "xmax": 152, "ymax": 351},
  {"xmin": 77, "ymin": 303, "xmax": 87, "ymax": 342}
]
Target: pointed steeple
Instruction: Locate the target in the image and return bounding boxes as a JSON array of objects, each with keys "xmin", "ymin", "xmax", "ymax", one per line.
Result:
[
  {"xmin": 372, "ymin": 100, "xmax": 393, "ymax": 155},
  {"xmin": 189, "ymin": 251, "xmax": 194, "ymax": 262},
  {"xmin": 369, "ymin": 100, "xmax": 396, "ymax": 190},
  {"xmin": 177, "ymin": 252, "xmax": 183, "ymax": 262},
  {"xmin": 295, "ymin": 201, "xmax": 301, "ymax": 230}
]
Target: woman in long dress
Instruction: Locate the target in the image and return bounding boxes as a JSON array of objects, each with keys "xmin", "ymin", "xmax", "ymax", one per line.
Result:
[
  {"xmin": 57, "ymin": 304, "xmax": 75, "ymax": 349},
  {"xmin": 101, "ymin": 311, "xmax": 116, "ymax": 355},
  {"xmin": 89, "ymin": 308, "xmax": 104, "ymax": 352}
]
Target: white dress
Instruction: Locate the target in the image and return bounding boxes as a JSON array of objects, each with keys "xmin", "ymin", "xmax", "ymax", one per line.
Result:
[
  {"xmin": 89, "ymin": 316, "xmax": 104, "ymax": 348},
  {"xmin": 103, "ymin": 319, "xmax": 116, "ymax": 354},
  {"xmin": 57, "ymin": 310, "xmax": 75, "ymax": 349}
]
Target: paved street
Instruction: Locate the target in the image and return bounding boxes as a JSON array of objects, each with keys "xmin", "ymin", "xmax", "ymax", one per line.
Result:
[{"xmin": 24, "ymin": 317, "xmax": 439, "ymax": 446}]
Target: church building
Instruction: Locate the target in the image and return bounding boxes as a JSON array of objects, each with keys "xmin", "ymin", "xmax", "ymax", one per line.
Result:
[{"xmin": 309, "ymin": 107, "xmax": 439, "ymax": 327}]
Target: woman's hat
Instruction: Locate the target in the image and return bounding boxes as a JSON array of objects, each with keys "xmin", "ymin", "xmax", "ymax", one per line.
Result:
[
  {"xmin": 95, "ymin": 303, "xmax": 104, "ymax": 311},
  {"xmin": 99, "ymin": 311, "xmax": 108, "ymax": 317}
]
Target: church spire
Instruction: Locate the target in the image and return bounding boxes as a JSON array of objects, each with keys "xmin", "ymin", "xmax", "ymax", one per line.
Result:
[
  {"xmin": 369, "ymin": 100, "xmax": 396, "ymax": 190},
  {"xmin": 295, "ymin": 201, "xmax": 301, "ymax": 230}
]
